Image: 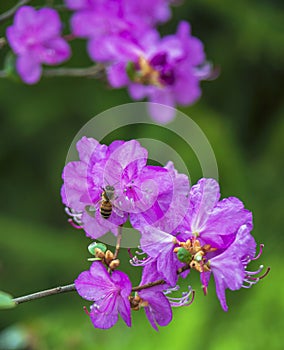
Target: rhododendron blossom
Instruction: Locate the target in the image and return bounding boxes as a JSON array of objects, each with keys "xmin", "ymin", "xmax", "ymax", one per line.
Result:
[
  {"xmin": 6, "ymin": 6, "xmax": 71, "ymax": 84},
  {"xmin": 64, "ymin": 138, "xmax": 269, "ymax": 330}
]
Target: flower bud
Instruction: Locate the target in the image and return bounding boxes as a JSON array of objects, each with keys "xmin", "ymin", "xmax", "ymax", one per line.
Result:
[
  {"xmin": 109, "ymin": 259, "xmax": 120, "ymax": 270},
  {"xmin": 105, "ymin": 250, "xmax": 114, "ymax": 264},
  {"xmin": 88, "ymin": 242, "xmax": 107, "ymax": 256},
  {"xmin": 176, "ymin": 247, "xmax": 192, "ymax": 263}
]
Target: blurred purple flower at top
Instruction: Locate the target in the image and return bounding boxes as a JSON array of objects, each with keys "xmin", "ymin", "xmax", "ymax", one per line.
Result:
[
  {"xmin": 107, "ymin": 21, "xmax": 211, "ymax": 123},
  {"xmin": 6, "ymin": 6, "xmax": 71, "ymax": 84},
  {"xmin": 75, "ymin": 261, "xmax": 132, "ymax": 329},
  {"xmin": 65, "ymin": 0, "xmax": 172, "ymax": 63}
]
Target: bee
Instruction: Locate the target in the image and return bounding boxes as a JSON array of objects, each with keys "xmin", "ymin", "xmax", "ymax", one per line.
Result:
[
  {"xmin": 100, "ymin": 185, "xmax": 115, "ymax": 219},
  {"xmin": 85, "ymin": 185, "xmax": 122, "ymax": 220}
]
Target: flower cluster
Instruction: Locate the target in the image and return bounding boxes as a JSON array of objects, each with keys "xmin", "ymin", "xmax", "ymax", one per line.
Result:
[
  {"xmin": 62, "ymin": 137, "xmax": 268, "ymax": 330},
  {"xmin": 5, "ymin": 2, "xmax": 211, "ymax": 122}
]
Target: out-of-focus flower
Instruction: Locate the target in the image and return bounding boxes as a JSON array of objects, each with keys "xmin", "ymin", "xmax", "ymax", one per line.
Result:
[
  {"xmin": 75, "ymin": 261, "xmax": 132, "ymax": 329},
  {"xmin": 65, "ymin": 0, "xmax": 172, "ymax": 62},
  {"xmin": 6, "ymin": 6, "xmax": 71, "ymax": 84},
  {"xmin": 107, "ymin": 21, "xmax": 211, "ymax": 123}
]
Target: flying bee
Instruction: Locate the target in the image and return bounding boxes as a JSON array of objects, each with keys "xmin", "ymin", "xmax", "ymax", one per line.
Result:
[{"xmin": 85, "ymin": 184, "xmax": 123, "ymax": 220}]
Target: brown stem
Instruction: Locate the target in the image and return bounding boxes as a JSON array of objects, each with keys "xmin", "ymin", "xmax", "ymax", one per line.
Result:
[
  {"xmin": 113, "ymin": 225, "xmax": 123, "ymax": 260},
  {"xmin": 42, "ymin": 65, "xmax": 105, "ymax": 78},
  {"xmin": 11, "ymin": 266, "xmax": 190, "ymax": 305},
  {"xmin": 12, "ymin": 284, "xmax": 76, "ymax": 305},
  {"xmin": 132, "ymin": 279, "xmax": 165, "ymax": 292},
  {"xmin": 0, "ymin": 0, "xmax": 32, "ymax": 24}
]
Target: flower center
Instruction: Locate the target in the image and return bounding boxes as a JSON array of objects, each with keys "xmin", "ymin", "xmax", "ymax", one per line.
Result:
[
  {"xmin": 174, "ymin": 238, "xmax": 217, "ymax": 273},
  {"xmin": 129, "ymin": 295, "xmax": 149, "ymax": 310},
  {"xmin": 127, "ymin": 54, "xmax": 175, "ymax": 87}
]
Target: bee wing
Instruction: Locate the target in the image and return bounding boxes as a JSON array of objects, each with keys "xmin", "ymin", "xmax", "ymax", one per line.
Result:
[
  {"xmin": 85, "ymin": 203, "xmax": 99, "ymax": 218},
  {"xmin": 111, "ymin": 202, "xmax": 125, "ymax": 218}
]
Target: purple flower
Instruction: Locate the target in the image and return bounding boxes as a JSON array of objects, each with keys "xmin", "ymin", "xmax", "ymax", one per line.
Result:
[
  {"xmin": 107, "ymin": 21, "xmax": 211, "ymax": 123},
  {"xmin": 131, "ymin": 161, "xmax": 190, "ymax": 232},
  {"xmin": 139, "ymin": 226, "xmax": 180, "ymax": 286},
  {"xmin": 6, "ymin": 6, "xmax": 71, "ymax": 84},
  {"xmin": 61, "ymin": 136, "xmax": 172, "ymax": 239},
  {"xmin": 132, "ymin": 262, "xmax": 172, "ymax": 331},
  {"xmin": 75, "ymin": 261, "xmax": 132, "ymax": 329},
  {"xmin": 204, "ymin": 224, "xmax": 262, "ymax": 311},
  {"xmin": 178, "ymin": 178, "xmax": 253, "ymax": 249},
  {"xmin": 65, "ymin": 0, "xmax": 172, "ymax": 63}
]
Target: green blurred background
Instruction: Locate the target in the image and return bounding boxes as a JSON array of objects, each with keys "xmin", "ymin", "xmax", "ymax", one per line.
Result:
[{"xmin": 0, "ymin": 0, "xmax": 283, "ymax": 349}]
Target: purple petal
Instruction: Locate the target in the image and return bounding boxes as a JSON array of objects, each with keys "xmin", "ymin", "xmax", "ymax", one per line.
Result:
[
  {"xmin": 36, "ymin": 8, "xmax": 62, "ymax": 40},
  {"xmin": 39, "ymin": 38, "xmax": 71, "ymax": 65},
  {"xmin": 111, "ymin": 271, "xmax": 132, "ymax": 327},
  {"xmin": 141, "ymin": 291, "xmax": 172, "ymax": 330},
  {"xmin": 74, "ymin": 263, "xmax": 114, "ymax": 301},
  {"xmin": 16, "ymin": 55, "xmax": 42, "ymax": 84},
  {"xmin": 76, "ymin": 136, "xmax": 107, "ymax": 164},
  {"xmin": 140, "ymin": 227, "xmax": 175, "ymax": 257},
  {"xmin": 107, "ymin": 62, "xmax": 129, "ymax": 88},
  {"xmin": 6, "ymin": 27, "xmax": 24, "ymax": 54},
  {"xmin": 81, "ymin": 211, "xmax": 125, "ymax": 239},
  {"xmin": 108, "ymin": 140, "xmax": 148, "ymax": 172},
  {"xmin": 14, "ymin": 6, "xmax": 37, "ymax": 31},
  {"xmin": 173, "ymin": 71, "xmax": 201, "ymax": 105},
  {"xmin": 128, "ymin": 83, "xmax": 148, "ymax": 100},
  {"xmin": 111, "ymin": 270, "xmax": 132, "ymax": 297},
  {"xmin": 117, "ymin": 296, "xmax": 132, "ymax": 327},
  {"xmin": 61, "ymin": 161, "xmax": 89, "ymax": 211},
  {"xmin": 70, "ymin": 11, "xmax": 99, "ymax": 37},
  {"xmin": 209, "ymin": 235, "xmax": 247, "ymax": 311},
  {"xmin": 148, "ymin": 89, "xmax": 176, "ymax": 123},
  {"xmin": 90, "ymin": 296, "xmax": 118, "ymax": 329},
  {"xmin": 188, "ymin": 178, "xmax": 220, "ymax": 233},
  {"xmin": 201, "ymin": 197, "xmax": 253, "ymax": 246},
  {"xmin": 65, "ymin": 0, "xmax": 95, "ymax": 11}
]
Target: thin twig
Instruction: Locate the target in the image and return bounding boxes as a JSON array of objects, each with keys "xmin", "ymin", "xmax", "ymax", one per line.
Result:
[
  {"xmin": 0, "ymin": 0, "xmax": 32, "ymax": 24},
  {"xmin": 132, "ymin": 279, "xmax": 165, "ymax": 292},
  {"xmin": 113, "ymin": 225, "xmax": 123, "ymax": 260},
  {"xmin": 42, "ymin": 65, "xmax": 105, "ymax": 78},
  {"xmin": 12, "ymin": 284, "xmax": 76, "ymax": 305},
  {"xmin": 11, "ymin": 265, "xmax": 191, "ymax": 305}
]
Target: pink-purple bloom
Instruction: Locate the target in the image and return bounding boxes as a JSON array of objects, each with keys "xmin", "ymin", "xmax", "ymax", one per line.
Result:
[
  {"xmin": 178, "ymin": 178, "xmax": 253, "ymax": 248},
  {"xmin": 131, "ymin": 177, "xmax": 263, "ymax": 311},
  {"xmin": 106, "ymin": 21, "xmax": 211, "ymax": 122},
  {"xmin": 65, "ymin": 0, "xmax": 210, "ymax": 122},
  {"xmin": 61, "ymin": 137, "xmax": 177, "ymax": 239},
  {"xmin": 75, "ymin": 261, "xmax": 132, "ymax": 329},
  {"xmin": 6, "ymin": 6, "xmax": 71, "ymax": 84},
  {"xmin": 62, "ymin": 138, "xmax": 268, "ymax": 328},
  {"xmin": 137, "ymin": 262, "xmax": 172, "ymax": 331}
]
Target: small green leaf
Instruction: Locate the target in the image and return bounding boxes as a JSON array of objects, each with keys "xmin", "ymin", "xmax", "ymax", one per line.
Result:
[
  {"xmin": 4, "ymin": 52, "xmax": 21, "ymax": 82},
  {"xmin": 126, "ymin": 61, "xmax": 137, "ymax": 81},
  {"xmin": 0, "ymin": 291, "xmax": 16, "ymax": 309}
]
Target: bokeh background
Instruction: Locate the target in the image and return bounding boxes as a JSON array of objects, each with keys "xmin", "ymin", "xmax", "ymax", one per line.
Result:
[{"xmin": 0, "ymin": 0, "xmax": 283, "ymax": 349}]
